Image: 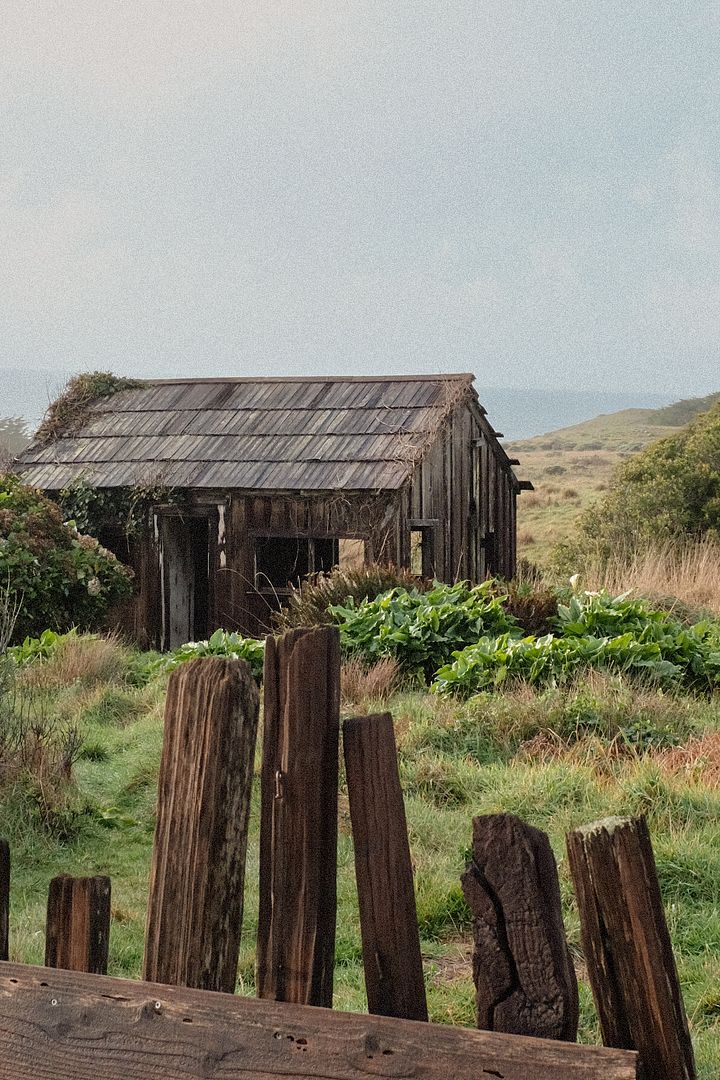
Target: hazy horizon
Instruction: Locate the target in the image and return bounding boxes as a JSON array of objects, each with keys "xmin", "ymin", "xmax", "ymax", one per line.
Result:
[
  {"xmin": 1, "ymin": 365, "xmax": 678, "ymax": 442},
  {"xmin": 4, "ymin": 4, "xmax": 720, "ymax": 397}
]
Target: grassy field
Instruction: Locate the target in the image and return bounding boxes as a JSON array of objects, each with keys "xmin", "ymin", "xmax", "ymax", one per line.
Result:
[{"xmin": 2, "ymin": 635, "xmax": 720, "ymax": 1076}]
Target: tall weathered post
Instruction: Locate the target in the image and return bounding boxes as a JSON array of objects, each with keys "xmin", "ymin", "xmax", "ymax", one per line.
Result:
[
  {"xmin": 143, "ymin": 656, "xmax": 259, "ymax": 992},
  {"xmin": 343, "ymin": 713, "xmax": 427, "ymax": 1021},
  {"xmin": 567, "ymin": 815, "xmax": 696, "ymax": 1080},
  {"xmin": 45, "ymin": 875, "xmax": 111, "ymax": 974},
  {"xmin": 0, "ymin": 839, "xmax": 9, "ymax": 962},
  {"xmin": 256, "ymin": 627, "xmax": 340, "ymax": 1007}
]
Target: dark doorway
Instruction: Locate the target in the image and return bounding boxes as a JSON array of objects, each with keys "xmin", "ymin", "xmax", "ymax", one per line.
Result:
[{"xmin": 160, "ymin": 511, "xmax": 214, "ymax": 650}]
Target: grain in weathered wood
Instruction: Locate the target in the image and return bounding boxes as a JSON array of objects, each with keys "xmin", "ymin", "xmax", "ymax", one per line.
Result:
[
  {"xmin": 45, "ymin": 875, "xmax": 111, "ymax": 974},
  {"xmin": 143, "ymin": 656, "xmax": 259, "ymax": 992},
  {"xmin": 0, "ymin": 840, "xmax": 8, "ymax": 962},
  {"xmin": 566, "ymin": 815, "xmax": 696, "ymax": 1080},
  {"xmin": 0, "ymin": 962, "xmax": 639, "ymax": 1080},
  {"xmin": 461, "ymin": 813, "xmax": 579, "ymax": 1040},
  {"xmin": 343, "ymin": 713, "xmax": 427, "ymax": 1021},
  {"xmin": 257, "ymin": 627, "xmax": 340, "ymax": 1007}
]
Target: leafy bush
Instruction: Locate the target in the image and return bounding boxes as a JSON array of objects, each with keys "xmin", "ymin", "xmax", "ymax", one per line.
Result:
[
  {"xmin": 9, "ymin": 628, "xmax": 71, "ymax": 665},
  {"xmin": 560, "ymin": 401, "xmax": 720, "ymax": 568},
  {"xmin": 274, "ymin": 562, "xmax": 432, "ymax": 630},
  {"xmin": 434, "ymin": 590, "xmax": 720, "ymax": 697},
  {"xmin": 433, "ymin": 632, "xmax": 684, "ymax": 696},
  {"xmin": 331, "ymin": 581, "xmax": 517, "ymax": 679},
  {"xmin": 0, "ymin": 475, "xmax": 134, "ymax": 641},
  {"xmin": 157, "ymin": 629, "xmax": 265, "ymax": 681}
]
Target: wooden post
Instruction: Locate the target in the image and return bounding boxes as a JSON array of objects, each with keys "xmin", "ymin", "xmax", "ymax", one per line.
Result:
[
  {"xmin": 143, "ymin": 656, "xmax": 259, "ymax": 992},
  {"xmin": 461, "ymin": 813, "xmax": 579, "ymax": 1041},
  {"xmin": 257, "ymin": 627, "xmax": 340, "ymax": 1007},
  {"xmin": 0, "ymin": 962, "xmax": 640, "ymax": 1080},
  {"xmin": 566, "ymin": 816, "xmax": 696, "ymax": 1080},
  {"xmin": 343, "ymin": 713, "xmax": 428, "ymax": 1021},
  {"xmin": 45, "ymin": 875, "xmax": 111, "ymax": 974},
  {"xmin": 0, "ymin": 840, "xmax": 8, "ymax": 962}
]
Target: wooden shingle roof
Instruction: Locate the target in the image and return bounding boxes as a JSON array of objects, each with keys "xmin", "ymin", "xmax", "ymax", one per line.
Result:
[{"xmin": 16, "ymin": 374, "xmax": 483, "ymax": 492}]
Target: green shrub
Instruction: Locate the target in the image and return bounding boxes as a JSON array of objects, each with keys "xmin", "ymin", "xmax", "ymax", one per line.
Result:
[
  {"xmin": 0, "ymin": 475, "xmax": 134, "ymax": 641},
  {"xmin": 433, "ymin": 631, "xmax": 685, "ymax": 696},
  {"xmin": 561, "ymin": 401, "xmax": 720, "ymax": 566},
  {"xmin": 157, "ymin": 628, "xmax": 265, "ymax": 681},
  {"xmin": 331, "ymin": 581, "xmax": 518, "ymax": 679}
]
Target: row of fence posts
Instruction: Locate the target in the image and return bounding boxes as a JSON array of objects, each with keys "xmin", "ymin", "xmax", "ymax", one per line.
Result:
[{"xmin": 0, "ymin": 625, "xmax": 697, "ymax": 1079}]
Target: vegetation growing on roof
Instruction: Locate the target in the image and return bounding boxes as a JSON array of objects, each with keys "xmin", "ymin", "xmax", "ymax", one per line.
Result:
[{"xmin": 35, "ymin": 371, "xmax": 146, "ymax": 445}]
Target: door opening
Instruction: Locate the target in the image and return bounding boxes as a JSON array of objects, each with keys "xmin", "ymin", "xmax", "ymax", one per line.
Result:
[{"xmin": 160, "ymin": 512, "xmax": 213, "ymax": 650}]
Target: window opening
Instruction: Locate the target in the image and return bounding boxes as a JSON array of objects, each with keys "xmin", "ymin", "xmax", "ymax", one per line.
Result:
[
  {"xmin": 408, "ymin": 524, "xmax": 436, "ymax": 578},
  {"xmin": 338, "ymin": 538, "xmax": 366, "ymax": 570}
]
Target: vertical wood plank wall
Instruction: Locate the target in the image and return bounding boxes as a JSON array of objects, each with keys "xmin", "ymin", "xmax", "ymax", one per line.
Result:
[{"xmin": 125, "ymin": 399, "xmax": 521, "ymax": 642}]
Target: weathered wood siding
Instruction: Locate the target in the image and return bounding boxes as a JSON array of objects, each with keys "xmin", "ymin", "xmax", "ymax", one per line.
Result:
[
  {"xmin": 404, "ymin": 399, "xmax": 519, "ymax": 583},
  {"xmin": 220, "ymin": 491, "xmax": 402, "ymax": 637},
  {"xmin": 120, "ymin": 398, "xmax": 519, "ymax": 643}
]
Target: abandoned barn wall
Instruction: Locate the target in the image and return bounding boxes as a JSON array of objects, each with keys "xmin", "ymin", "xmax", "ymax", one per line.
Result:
[{"xmin": 121, "ymin": 396, "xmax": 519, "ymax": 646}]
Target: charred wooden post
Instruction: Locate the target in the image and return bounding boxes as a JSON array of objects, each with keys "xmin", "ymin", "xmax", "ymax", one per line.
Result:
[
  {"xmin": 343, "ymin": 713, "xmax": 427, "ymax": 1021},
  {"xmin": 143, "ymin": 656, "xmax": 259, "ymax": 992},
  {"xmin": 257, "ymin": 627, "xmax": 340, "ymax": 1007},
  {"xmin": 0, "ymin": 962, "xmax": 639, "ymax": 1080},
  {"xmin": 45, "ymin": 875, "xmax": 111, "ymax": 974},
  {"xmin": 461, "ymin": 813, "xmax": 579, "ymax": 1041},
  {"xmin": 0, "ymin": 840, "xmax": 8, "ymax": 962},
  {"xmin": 566, "ymin": 816, "xmax": 696, "ymax": 1080}
]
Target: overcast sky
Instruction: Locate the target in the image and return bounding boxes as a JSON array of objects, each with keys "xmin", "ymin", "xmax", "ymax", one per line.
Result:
[{"xmin": 3, "ymin": 2, "xmax": 720, "ymax": 396}]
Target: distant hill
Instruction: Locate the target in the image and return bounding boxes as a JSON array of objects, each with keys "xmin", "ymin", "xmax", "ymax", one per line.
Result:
[
  {"xmin": 509, "ymin": 390, "xmax": 720, "ymax": 567},
  {"xmin": 648, "ymin": 391, "xmax": 720, "ymax": 427}
]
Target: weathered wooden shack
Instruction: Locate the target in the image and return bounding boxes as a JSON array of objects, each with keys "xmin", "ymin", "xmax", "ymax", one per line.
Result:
[{"xmin": 15, "ymin": 374, "xmax": 529, "ymax": 646}]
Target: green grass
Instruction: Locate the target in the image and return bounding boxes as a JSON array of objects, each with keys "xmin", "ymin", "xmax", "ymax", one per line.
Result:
[{"xmin": 1, "ymin": 642, "xmax": 719, "ymax": 1076}]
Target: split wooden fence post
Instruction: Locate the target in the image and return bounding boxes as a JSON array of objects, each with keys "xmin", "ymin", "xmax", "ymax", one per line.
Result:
[
  {"xmin": 566, "ymin": 815, "xmax": 696, "ymax": 1080},
  {"xmin": 343, "ymin": 713, "xmax": 428, "ymax": 1021},
  {"xmin": 45, "ymin": 875, "xmax": 111, "ymax": 974},
  {"xmin": 257, "ymin": 626, "xmax": 340, "ymax": 1007},
  {"xmin": 461, "ymin": 813, "xmax": 579, "ymax": 1041},
  {"xmin": 143, "ymin": 656, "xmax": 259, "ymax": 992},
  {"xmin": 0, "ymin": 839, "xmax": 8, "ymax": 962}
]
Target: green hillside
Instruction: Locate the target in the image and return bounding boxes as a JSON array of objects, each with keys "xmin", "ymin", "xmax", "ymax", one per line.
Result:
[{"xmin": 510, "ymin": 391, "xmax": 720, "ymax": 568}]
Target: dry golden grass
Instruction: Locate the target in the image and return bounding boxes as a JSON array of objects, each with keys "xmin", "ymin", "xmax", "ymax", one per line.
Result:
[
  {"xmin": 654, "ymin": 733, "xmax": 720, "ymax": 788},
  {"xmin": 340, "ymin": 657, "xmax": 401, "ymax": 713},
  {"xmin": 20, "ymin": 633, "xmax": 131, "ymax": 690},
  {"xmin": 584, "ymin": 538, "xmax": 720, "ymax": 616}
]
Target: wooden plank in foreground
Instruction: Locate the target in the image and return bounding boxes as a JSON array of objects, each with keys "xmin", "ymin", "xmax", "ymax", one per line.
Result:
[
  {"xmin": 343, "ymin": 713, "xmax": 428, "ymax": 1021},
  {"xmin": 45, "ymin": 875, "xmax": 111, "ymax": 974},
  {"xmin": 567, "ymin": 815, "xmax": 696, "ymax": 1080},
  {"xmin": 143, "ymin": 656, "xmax": 259, "ymax": 992},
  {"xmin": 0, "ymin": 840, "xmax": 8, "ymax": 962},
  {"xmin": 0, "ymin": 962, "xmax": 638, "ymax": 1080},
  {"xmin": 257, "ymin": 627, "xmax": 340, "ymax": 1006}
]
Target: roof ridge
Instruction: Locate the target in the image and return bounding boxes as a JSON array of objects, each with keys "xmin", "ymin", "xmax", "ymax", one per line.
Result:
[{"xmin": 142, "ymin": 373, "xmax": 474, "ymax": 386}]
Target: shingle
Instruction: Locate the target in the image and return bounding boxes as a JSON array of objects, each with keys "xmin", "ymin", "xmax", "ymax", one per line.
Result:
[{"xmin": 15, "ymin": 374, "xmax": 475, "ymax": 491}]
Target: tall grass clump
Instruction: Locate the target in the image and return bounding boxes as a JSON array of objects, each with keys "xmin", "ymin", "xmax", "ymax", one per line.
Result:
[
  {"xmin": 582, "ymin": 538, "xmax": 720, "ymax": 618},
  {"xmin": 274, "ymin": 563, "xmax": 432, "ymax": 630},
  {"xmin": 17, "ymin": 632, "xmax": 133, "ymax": 690}
]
